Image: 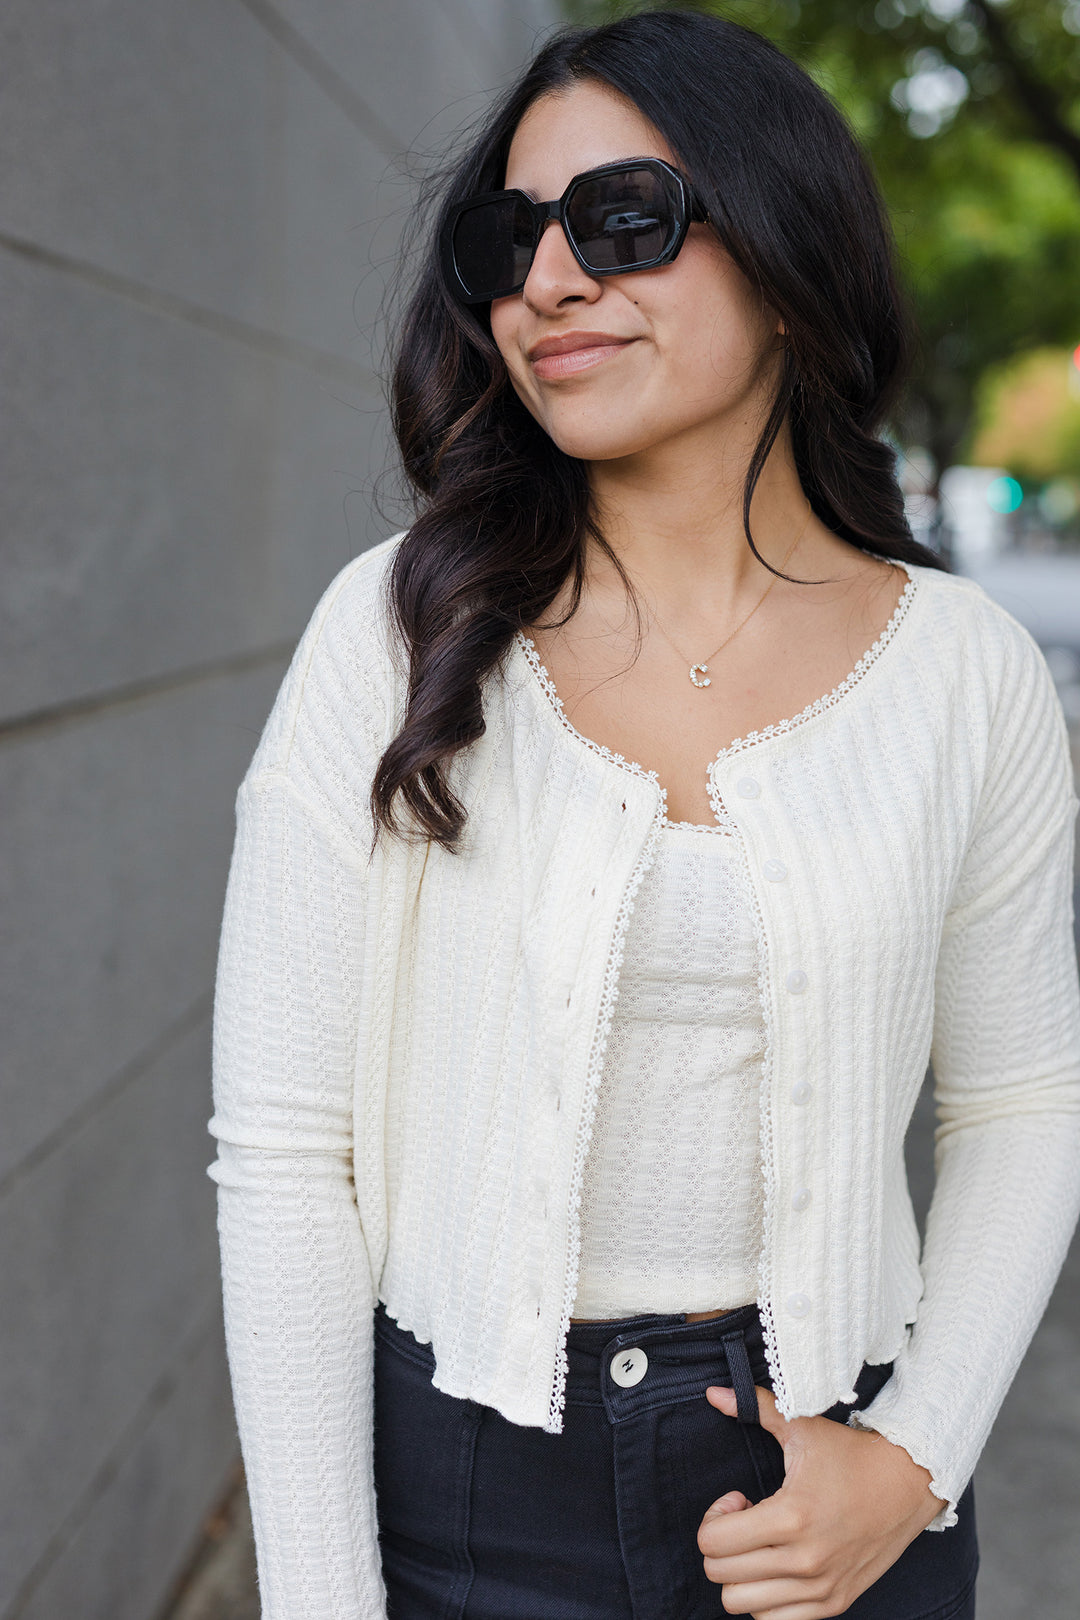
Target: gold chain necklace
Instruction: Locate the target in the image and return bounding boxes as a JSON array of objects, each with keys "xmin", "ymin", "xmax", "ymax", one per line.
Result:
[{"xmin": 646, "ymin": 501, "xmax": 812, "ymax": 688}]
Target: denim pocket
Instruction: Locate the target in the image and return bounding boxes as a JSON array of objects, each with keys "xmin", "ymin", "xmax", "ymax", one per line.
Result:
[{"xmin": 741, "ymin": 1359, "xmax": 895, "ymax": 1503}]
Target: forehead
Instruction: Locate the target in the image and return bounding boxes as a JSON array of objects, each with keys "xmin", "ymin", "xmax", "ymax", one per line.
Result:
[{"xmin": 503, "ymin": 80, "xmax": 675, "ymax": 198}]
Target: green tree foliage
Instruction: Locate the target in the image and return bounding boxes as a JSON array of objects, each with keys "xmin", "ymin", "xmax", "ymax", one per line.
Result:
[{"xmin": 564, "ymin": 0, "xmax": 1080, "ymax": 483}]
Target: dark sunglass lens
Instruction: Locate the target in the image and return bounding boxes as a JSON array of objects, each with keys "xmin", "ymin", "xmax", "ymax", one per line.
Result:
[
  {"xmin": 452, "ymin": 197, "xmax": 534, "ymax": 299},
  {"xmin": 566, "ymin": 168, "xmax": 675, "ymax": 271}
]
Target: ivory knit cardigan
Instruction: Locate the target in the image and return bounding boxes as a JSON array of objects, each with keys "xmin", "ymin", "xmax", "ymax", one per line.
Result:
[{"xmin": 208, "ymin": 530, "xmax": 1080, "ymax": 1619}]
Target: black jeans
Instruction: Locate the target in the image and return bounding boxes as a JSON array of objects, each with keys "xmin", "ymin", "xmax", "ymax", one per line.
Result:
[{"xmin": 373, "ymin": 1301, "xmax": 978, "ymax": 1620}]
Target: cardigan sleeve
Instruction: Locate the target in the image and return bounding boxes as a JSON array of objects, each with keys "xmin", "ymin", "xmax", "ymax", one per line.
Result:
[
  {"xmin": 208, "ymin": 767, "xmax": 387, "ymax": 1619},
  {"xmin": 849, "ymin": 622, "xmax": 1080, "ymax": 1530}
]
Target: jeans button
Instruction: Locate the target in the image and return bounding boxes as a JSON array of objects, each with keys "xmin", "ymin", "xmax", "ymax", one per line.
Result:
[{"xmin": 609, "ymin": 1347, "xmax": 649, "ymax": 1387}]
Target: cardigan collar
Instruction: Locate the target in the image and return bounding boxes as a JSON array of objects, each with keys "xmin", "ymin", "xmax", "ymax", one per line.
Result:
[{"xmin": 509, "ymin": 559, "xmax": 921, "ymax": 807}]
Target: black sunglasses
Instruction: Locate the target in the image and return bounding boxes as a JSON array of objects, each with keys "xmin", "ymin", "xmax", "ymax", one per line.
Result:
[{"xmin": 441, "ymin": 157, "xmax": 708, "ymax": 306}]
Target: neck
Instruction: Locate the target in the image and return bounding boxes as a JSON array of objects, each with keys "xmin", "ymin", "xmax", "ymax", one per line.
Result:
[{"xmin": 586, "ymin": 414, "xmax": 811, "ymax": 615}]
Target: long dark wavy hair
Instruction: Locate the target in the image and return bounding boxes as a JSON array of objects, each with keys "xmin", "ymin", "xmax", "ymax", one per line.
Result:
[{"xmin": 372, "ymin": 8, "xmax": 946, "ymax": 851}]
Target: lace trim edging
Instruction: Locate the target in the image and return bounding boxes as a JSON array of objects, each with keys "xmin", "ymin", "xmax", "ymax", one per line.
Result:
[
  {"xmin": 544, "ymin": 790, "xmax": 667, "ymax": 1433},
  {"xmin": 518, "ymin": 563, "xmax": 918, "ymax": 1429},
  {"xmin": 707, "ymin": 566, "xmax": 918, "ymax": 771},
  {"xmin": 704, "ymin": 764, "xmax": 789, "ymax": 1416},
  {"xmin": 515, "ymin": 634, "xmax": 737, "ymax": 832},
  {"xmin": 515, "ymin": 638, "xmax": 673, "ymax": 1434},
  {"xmin": 515, "ymin": 563, "xmax": 917, "ymax": 814}
]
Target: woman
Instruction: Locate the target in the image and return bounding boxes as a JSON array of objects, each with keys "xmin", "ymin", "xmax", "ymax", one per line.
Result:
[{"xmin": 208, "ymin": 12, "xmax": 1080, "ymax": 1620}]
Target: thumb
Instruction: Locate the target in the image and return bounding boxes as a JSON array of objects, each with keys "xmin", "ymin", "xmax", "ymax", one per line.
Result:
[
  {"xmin": 706, "ymin": 1382, "xmax": 788, "ymax": 1445},
  {"xmin": 752, "ymin": 1383, "xmax": 791, "ymax": 1445}
]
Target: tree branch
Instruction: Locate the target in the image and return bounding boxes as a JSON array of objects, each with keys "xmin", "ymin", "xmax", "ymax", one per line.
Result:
[{"xmin": 967, "ymin": 0, "xmax": 1080, "ymax": 181}]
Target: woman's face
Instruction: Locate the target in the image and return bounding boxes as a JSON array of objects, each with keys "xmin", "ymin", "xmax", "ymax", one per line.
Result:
[{"xmin": 489, "ymin": 80, "xmax": 784, "ymax": 466}]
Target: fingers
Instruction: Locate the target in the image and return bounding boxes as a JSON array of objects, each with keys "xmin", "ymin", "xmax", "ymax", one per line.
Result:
[
  {"xmin": 701, "ymin": 1541, "xmax": 806, "ymax": 1586},
  {"xmin": 702, "ymin": 1490, "xmax": 751, "ymax": 1517},
  {"xmin": 699, "ymin": 1493, "xmax": 805, "ymax": 1561},
  {"xmin": 698, "ymin": 1491, "xmax": 794, "ymax": 1558},
  {"xmin": 718, "ymin": 1594, "xmax": 829, "ymax": 1620},
  {"xmin": 717, "ymin": 1579, "xmax": 806, "ymax": 1611}
]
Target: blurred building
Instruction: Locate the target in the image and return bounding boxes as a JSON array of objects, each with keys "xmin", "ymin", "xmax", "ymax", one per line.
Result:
[
  {"xmin": 939, "ymin": 464, "xmax": 1013, "ymax": 569},
  {"xmin": 0, "ymin": 5, "xmax": 551, "ymax": 1619}
]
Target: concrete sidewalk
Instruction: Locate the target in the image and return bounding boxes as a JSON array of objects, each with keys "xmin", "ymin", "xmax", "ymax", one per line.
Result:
[{"xmin": 159, "ymin": 1465, "xmax": 255, "ymax": 1620}]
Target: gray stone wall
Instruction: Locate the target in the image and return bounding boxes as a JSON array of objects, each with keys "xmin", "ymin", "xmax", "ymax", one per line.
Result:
[{"xmin": 0, "ymin": 4, "xmax": 551, "ymax": 1617}]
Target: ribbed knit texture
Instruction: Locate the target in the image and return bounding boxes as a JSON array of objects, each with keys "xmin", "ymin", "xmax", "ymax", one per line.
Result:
[
  {"xmin": 573, "ymin": 821, "xmax": 764, "ymax": 1318},
  {"xmin": 209, "ymin": 532, "xmax": 1080, "ymax": 1617}
]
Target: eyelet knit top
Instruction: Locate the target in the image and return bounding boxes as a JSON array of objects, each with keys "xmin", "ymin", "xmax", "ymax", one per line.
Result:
[{"xmin": 574, "ymin": 820, "xmax": 765, "ymax": 1318}]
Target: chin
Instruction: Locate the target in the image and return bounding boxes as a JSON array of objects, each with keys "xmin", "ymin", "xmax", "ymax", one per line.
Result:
[{"xmin": 535, "ymin": 410, "xmax": 667, "ymax": 464}]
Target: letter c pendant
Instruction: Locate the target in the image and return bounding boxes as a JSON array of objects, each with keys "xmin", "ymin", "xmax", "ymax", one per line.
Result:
[{"xmin": 689, "ymin": 663, "xmax": 712, "ymax": 688}]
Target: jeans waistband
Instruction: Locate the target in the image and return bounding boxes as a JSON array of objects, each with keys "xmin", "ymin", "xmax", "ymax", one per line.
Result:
[
  {"xmin": 374, "ymin": 1301, "xmax": 771, "ymax": 1425},
  {"xmin": 564, "ymin": 1304, "xmax": 768, "ymax": 1422}
]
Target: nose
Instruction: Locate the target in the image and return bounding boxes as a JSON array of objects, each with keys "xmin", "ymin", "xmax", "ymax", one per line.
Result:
[{"xmin": 521, "ymin": 218, "xmax": 603, "ymax": 314}]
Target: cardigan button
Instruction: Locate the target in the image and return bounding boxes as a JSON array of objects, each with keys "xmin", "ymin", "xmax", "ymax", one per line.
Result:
[
  {"xmin": 736, "ymin": 776, "xmax": 761, "ymax": 799},
  {"xmin": 785, "ymin": 1292, "xmax": 811, "ymax": 1318},
  {"xmin": 790, "ymin": 1081, "xmax": 813, "ymax": 1106},
  {"xmin": 763, "ymin": 858, "xmax": 787, "ymax": 881},
  {"xmin": 786, "ymin": 969, "xmax": 808, "ymax": 994}
]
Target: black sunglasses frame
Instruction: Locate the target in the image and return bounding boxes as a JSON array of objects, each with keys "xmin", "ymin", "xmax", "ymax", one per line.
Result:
[{"xmin": 441, "ymin": 157, "xmax": 708, "ymax": 306}]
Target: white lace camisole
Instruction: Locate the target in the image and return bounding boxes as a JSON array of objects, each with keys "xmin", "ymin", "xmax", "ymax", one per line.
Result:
[{"xmin": 572, "ymin": 818, "xmax": 766, "ymax": 1319}]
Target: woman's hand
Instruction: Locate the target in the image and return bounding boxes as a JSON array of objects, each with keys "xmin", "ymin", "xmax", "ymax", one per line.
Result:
[{"xmin": 697, "ymin": 1384, "xmax": 947, "ymax": 1619}]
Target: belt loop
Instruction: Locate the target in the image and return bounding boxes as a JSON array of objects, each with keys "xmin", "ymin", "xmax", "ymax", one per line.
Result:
[{"xmin": 721, "ymin": 1329, "xmax": 761, "ymax": 1425}]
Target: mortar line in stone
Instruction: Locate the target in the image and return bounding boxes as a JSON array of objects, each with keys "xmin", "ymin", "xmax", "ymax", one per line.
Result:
[
  {"xmin": 0, "ymin": 641, "xmax": 297, "ymax": 743},
  {"xmin": 0, "ymin": 230, "xmax": 377, "ymax": 388},
  {"xmin": 1, "ymin": 1293, "xmax": 229, "ymax": 1620},
  {"xmin": 235, "ymin": 0, "xmax": 410, "ymax": 161},
  {"xmin": 0, "ymin": 991, "xmax": 214, "ymax": 1207},
  {"xmin": 431, "ymin": 0, "xmax": 519, "ymax": 84}
]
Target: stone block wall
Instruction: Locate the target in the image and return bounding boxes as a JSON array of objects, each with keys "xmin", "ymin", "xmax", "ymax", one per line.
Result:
[{"xmin": 0, "ymin": 4, "xmax": 551, "ymax": 1616}]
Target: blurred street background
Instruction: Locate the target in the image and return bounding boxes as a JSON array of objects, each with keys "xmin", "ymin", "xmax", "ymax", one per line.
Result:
[{"xmin": 2, "ymin": 3, "xmax": 1079, "ymax": 1618}]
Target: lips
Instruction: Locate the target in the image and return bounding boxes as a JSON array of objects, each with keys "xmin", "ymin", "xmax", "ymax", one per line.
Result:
[{"xmin": 527, "ymin": 331, "xmax": 637, "ymax": 380}]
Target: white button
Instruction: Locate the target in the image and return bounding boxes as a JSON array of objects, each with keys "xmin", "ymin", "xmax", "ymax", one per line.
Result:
[
  {"xmin": 763, "ymin": 859, "xmax": 787, "ymax": 882},
  {"xmin": 736, "ymin": 777, "xmax": 761, "ymax": 799},
  {"xmin": 790, "ymin": 1081, "xmax": 813, "ymax": 1106},
  {"xmin": 610, "ymin": 1347, "xmax": 649, "ymax": 1388},
  {"xmin": 786, "ymin": 969, "xmax": 808, "ymax": 994},
  {"xmin": 791, "ymin": 1186, "xmax": 812, "ymax": 1212},
  {"xmin": 786, "ymin": 1293, "xmax": 811, "ymax": 1318}
]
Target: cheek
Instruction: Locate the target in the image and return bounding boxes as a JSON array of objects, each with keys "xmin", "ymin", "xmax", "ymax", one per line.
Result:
[
  {"xmin": 663, "ymin": 297, "xmax": 772, "ymax": 412},
  {"xmin": 489, "ymin": 300, "xmax": 523, "ymax": 376},
  {"xmin": 489, "ymin": 302, "xmax": 548, "ymax": 426},
  {"xmin": 661, "ymin": 242, "xmax": 773, "ymax": 377}
]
